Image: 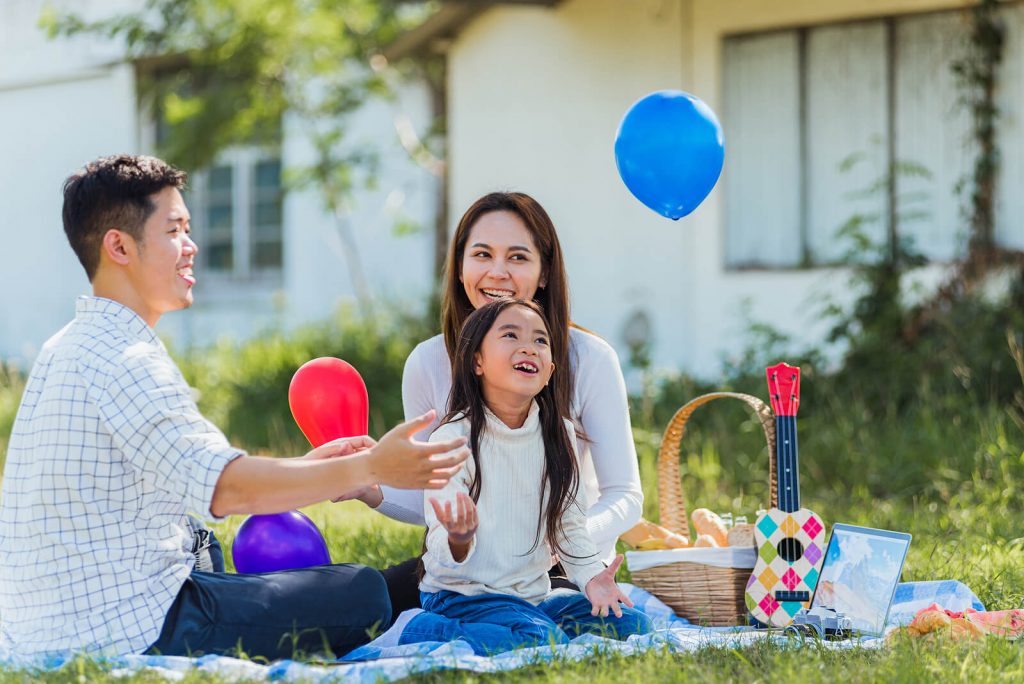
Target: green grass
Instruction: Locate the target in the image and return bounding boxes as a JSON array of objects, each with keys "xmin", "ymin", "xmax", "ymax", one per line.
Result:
[{"xmin": 1, "ymin": 378, "xmax": 1022, "ymax": 681}]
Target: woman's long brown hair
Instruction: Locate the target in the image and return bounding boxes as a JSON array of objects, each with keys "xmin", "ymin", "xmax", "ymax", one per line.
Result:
[
  {"xmin": 441, "ymin": 192, "xmax": 574, "ymax": 425},
  {"xmin": 442, "ymin": 299, "xmax": 581, "ymax": 557}
]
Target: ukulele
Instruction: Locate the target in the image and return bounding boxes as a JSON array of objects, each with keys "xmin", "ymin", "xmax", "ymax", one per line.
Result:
[{"xmin": 744, "ymin": 362, "xmax": 827, "ymax": 627}]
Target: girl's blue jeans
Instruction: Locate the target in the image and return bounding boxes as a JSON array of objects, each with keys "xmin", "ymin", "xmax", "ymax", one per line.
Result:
[{"xmin": 400, "ymin": 588, "xmax": 652, "ymax": 655}]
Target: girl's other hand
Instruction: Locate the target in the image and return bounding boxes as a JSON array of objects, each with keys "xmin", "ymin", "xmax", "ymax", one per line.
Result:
[
  {"xmin": 302, "ymin": 435, "xmax": 377, "ymax": 460},
  {"xmin": 429, "ymin": 492, "xmax": 478, "ymax": 546},
  {"xmin": 584, "ymin": 554, "xmax": 634, "ymax": 618},
  {"xmin": 300, "ymin": 436, "xmax": 380, "ymax": 504},
  {"xmin": 332, "ymin": 484, "xmax": 382, "ymax": 506}
]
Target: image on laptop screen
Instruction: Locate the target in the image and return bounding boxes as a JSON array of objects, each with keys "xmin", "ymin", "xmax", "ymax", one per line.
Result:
[{"xmin": 810, "ymin": 523, "xmax": 912, "ymax": 636}]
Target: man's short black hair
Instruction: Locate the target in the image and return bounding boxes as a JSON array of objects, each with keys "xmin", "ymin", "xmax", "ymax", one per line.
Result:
[{"xmin": 62, "ymin": 154, "xmax": 187, "ymax": 281}]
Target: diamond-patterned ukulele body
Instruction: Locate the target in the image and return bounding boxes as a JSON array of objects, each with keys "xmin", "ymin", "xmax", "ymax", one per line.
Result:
[
  {"xmin": 745, "ymin": 508, "xmax": 826, "ymax": 625},
  {"xmin": 744, "ymin": 362, "xmax": 827, "ymax": 628}
]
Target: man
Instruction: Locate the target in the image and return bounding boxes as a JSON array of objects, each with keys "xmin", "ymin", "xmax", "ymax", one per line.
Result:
[{"xmin": 0, "ymin": 155, "xmax": 468, "ymax": 660}]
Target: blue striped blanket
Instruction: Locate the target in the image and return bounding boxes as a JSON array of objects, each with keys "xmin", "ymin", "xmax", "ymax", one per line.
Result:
[{"xmin": 0, "ymin": 580, "xmax": 982, "ymax": 682}]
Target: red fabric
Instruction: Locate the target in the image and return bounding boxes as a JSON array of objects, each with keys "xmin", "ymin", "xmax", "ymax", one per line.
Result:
[{"xmin": 904, "ymin": 603, "xmax": 1024, "ymax": 639}]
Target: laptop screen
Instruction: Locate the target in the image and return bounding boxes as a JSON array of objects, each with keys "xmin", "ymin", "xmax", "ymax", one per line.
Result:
[{"xmin": 810, "ymin": 523, "xmax": 912, "ymax": 636}]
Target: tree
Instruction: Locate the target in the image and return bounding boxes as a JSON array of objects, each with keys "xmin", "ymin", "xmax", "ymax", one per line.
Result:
[{"xmin": 43, "ymin": 0, "xmax": 445, "ymax": 317}]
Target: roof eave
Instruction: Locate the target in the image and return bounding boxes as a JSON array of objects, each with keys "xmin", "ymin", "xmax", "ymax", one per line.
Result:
[{"xmin": 385, "ymin": 0, "xmax": 563, "ymax": 61}]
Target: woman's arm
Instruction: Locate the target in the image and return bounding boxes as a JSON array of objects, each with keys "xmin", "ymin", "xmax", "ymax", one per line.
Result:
[
  {"xmin": 575, "ymin": 334, "xmax": 644, "ymax": 548},
  {"xmin": 553, "ymin": 429, "xmax": 606, "ymax": 592},
  {"xmin": 369, "ymin": 342, "xmax": 441, "ymax": 523}
]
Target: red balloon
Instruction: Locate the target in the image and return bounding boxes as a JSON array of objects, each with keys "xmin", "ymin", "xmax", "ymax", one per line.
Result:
[{"xmin": 288, "ymin": 357, "xmax": 369, "ymax": 446}]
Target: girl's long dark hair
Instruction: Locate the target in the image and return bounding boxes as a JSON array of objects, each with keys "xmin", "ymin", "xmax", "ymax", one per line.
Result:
[{"xmin": 442, "ymin": 299, "xmax": 581, "ymax": 557}]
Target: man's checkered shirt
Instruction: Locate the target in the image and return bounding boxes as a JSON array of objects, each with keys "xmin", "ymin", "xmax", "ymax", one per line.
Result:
[{"xmin": 0, "ymin": 297, "xmax": 244, "ymax": 656}]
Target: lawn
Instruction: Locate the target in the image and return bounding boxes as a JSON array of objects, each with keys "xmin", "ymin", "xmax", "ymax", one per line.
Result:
[{"xmin": 1, "ymin": 380, "xmax": 1022, "ymax": 682}]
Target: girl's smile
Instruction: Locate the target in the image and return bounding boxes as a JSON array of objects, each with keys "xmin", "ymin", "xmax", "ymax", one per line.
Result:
[{"xmin": 474, "ymin": 305, "xmax": 555, "ymax": 424}]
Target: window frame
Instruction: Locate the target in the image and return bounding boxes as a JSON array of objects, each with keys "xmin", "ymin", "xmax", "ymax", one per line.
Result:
[
  {"xmin": 185, "ymin": 146, "xmax": 285, "ymax": 287},
  {"xmin": 719, "ymin": 7, "xmax": 1005, "ymax": 272}
]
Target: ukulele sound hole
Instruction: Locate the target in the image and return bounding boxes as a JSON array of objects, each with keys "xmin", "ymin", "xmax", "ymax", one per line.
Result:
[{"xmin": 777, "ymin": 537, "xmax": 804, "ymax": 562}]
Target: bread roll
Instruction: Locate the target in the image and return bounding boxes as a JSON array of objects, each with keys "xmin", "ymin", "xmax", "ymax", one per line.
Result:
[
  {"xmin": 620, "ymin": 519, "xmax": 692, "ymax": 549},
  {"xmin": 694, "ymin": 534, "xmax": 719, "ymax": 548},
  {"xmin": 691, "ymin": 508, "xmax": 729, "ymax": 547}
]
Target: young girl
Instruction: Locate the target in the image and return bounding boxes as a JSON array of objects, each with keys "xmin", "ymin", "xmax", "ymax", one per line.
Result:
[{"xmin": 394, "ymin": 299, "xmax": 651, "ymax": 654}]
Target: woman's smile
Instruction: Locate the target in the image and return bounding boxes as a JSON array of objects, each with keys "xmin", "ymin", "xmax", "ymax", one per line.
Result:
[{"xmin": 461, "ymin": 211, "xmax": 545, "ymax": 311}]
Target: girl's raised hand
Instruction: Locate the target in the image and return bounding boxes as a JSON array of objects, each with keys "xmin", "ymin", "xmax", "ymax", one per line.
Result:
[
  {"xmin": 583, "ymin": 554, "xmax": 634, "ymax": 618},
  {"xmin": 429, "ymin": 492, "xmax": 478, "ymax": 546}
]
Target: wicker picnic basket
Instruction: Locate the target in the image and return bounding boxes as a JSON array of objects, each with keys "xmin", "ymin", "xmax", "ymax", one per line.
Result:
[{"xmin": 631, "ymin": 392, "xmax": 779, "ymax": 626}]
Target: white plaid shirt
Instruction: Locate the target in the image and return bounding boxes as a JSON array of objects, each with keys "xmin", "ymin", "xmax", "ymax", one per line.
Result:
[{"xmin": 0, "ymin": 297, "xmax": 243, "ymax": 656}]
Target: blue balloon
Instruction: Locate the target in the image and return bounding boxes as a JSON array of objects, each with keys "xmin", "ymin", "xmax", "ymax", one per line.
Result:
[{"xmin": 614, "ymin": 90, "xmax": 725, "ymax": 220}]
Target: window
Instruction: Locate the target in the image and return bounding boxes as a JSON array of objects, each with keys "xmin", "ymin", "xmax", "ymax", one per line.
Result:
[
  {"xmin": 723, "ymin": 6, "xmax": 1024, "ymax": 268},
  {"xmin": 185, "ymin": 148, "xmax": 284, "ymax": 281},
  {"xmin": 141, "ymin": 72, "xmax": 285, "ymax": 284}
]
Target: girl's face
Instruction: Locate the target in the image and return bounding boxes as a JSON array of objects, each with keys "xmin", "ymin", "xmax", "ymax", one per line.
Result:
[
  {"xmin": 461, "ymin": 211, "xmax": 546, "ymax": 310},
  {"xmin": 474, "ymin": 305, "xmax": 555, "ymax": 406}
]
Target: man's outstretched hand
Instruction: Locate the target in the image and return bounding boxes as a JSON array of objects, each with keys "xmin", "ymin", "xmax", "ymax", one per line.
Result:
[
  {"xmin": 584, "ymin": 554, "xmax": 634, "ymax": 618},
  {"xmin": 369, "ymin": 410, "xmax": 469, "ymax": 490},
  {"xmin": 210, "ymin": 413, "xmax": 467, "ymax": 517},
  {"xmin": 299, "ymin": 435, "xmax": 379, "ymax": 503}
]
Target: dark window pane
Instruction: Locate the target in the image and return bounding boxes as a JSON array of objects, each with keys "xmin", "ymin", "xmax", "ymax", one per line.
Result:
[
  {"xmin": 252, "ymin": 241, "xmax": 282, "ymax": 269},
  {"xmin": 254, "ymin": 199, "xmax": 282, "ymax": 226},
  {"xmin": 254, "ymin": 159, "xmax": 281, "ymax": 189},
  {"xmin": 252, "ymin": 224, "xmax": 281, "ymax": 242},
  {"xmin": 208, "ymin": 166, "xmax": 233, "ymax": 193},
  {"xmin": 250, "ymin": 158, "xmax": 282, "ymax": 270},
  {"xmin": 207, "ymin": 204, "xmax": 233, "ymax": 233},
  {"xmin": 205, "ymin": 243, "xmax": 233, "ymax": 271}
]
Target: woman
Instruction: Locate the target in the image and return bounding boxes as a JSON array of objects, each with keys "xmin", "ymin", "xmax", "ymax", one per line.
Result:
[{"xmin": 359, "ymin": 192, "xmax": 643, "ymax": 621}]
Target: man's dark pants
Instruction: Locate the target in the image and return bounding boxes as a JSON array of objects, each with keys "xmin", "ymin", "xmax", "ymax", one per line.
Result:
[{"xmin": 146, "ymin": 531, "xmax": 390, "ymax": 660}]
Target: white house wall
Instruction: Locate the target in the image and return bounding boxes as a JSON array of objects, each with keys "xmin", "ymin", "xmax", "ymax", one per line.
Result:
[
  {"xmin": 447, "ymin": 0, "xmax": 1007, "ymax": 377},
  {"xmin": 448, "ymin": 0, "xmax": 696, "ymax": 375},
  {"xmin": 278, "ymin": 80, "xmax": 438, "ymax": 330},
  {"xmin": 998, "ymin": 2, "xmax": 1024, "ymax": 251},
  {"xmin": 158, "ymin": 76, "xmax": 439, "ymax": 349},
  {"xmin": 1, "ymin": 0, "xmax": 140, "ymax": 364}
]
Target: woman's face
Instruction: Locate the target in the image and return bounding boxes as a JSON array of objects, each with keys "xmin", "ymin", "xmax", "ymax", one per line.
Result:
[{"xmin": 460, "ymin": 211, "xmax": 545, "ymax": 310}]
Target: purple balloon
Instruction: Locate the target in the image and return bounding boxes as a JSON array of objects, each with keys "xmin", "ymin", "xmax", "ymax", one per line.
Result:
[{"xmin": 232, "ymin": 510, "xmax": 331, "ymax": 573}]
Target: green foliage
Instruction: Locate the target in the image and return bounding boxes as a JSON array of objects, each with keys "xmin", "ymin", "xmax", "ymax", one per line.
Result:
[
  {"xmin": 175, "ymin": 304, "xmax": 435, "ymax": 454},
  {"xmin": 951, "ymin": 0, "xmax": 1005, "ymax": 256},
  {"xmin": 0, "ymin": 364, "xmax": 26, "ymax": 471},
  {"xmin": 40, "ymin": 0, "xmax": 433, "ymax": 173}
]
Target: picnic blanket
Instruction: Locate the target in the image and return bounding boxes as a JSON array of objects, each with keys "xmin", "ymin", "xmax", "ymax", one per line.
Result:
[{"xmin": 0, "ymin": 581, "xmax": 984, "ymax": 682}]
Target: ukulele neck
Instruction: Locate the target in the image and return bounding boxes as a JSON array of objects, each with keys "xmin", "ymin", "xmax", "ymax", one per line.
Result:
[{"xmin": 776, "ymin": 414, "xmax": 801, "ymax": 513}]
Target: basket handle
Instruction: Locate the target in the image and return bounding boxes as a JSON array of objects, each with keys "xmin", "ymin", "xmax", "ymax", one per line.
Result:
[{"xmin": 656, "ymin": 392, "xmax": 778, "ymax": 537}]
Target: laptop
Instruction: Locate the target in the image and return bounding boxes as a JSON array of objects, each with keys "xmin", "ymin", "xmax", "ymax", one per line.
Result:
[{"xmin": 809, "ymin": 523, "xmax": 912, "ymax": 637}]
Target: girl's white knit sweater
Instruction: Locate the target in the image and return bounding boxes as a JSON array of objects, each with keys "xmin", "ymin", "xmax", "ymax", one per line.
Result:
[{"xmin": 419, "ymin": 402, "xmax": 605, "ymax": 604}]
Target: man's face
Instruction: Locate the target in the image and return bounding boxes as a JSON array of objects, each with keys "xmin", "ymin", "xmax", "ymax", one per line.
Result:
[{"xmin": 127, "ymin": 187, "xmax": 197, "ymax": 323}]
